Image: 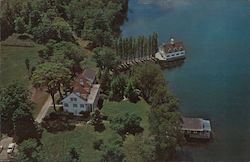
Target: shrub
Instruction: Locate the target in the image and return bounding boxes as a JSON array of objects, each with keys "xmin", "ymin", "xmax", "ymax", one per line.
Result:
[{"xmin": 93, "ymin": 139, "xmax": 104, "ymax": 150}]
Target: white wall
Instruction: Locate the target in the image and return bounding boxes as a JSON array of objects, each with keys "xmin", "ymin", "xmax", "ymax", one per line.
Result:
[
  {"xmin": 62, "ymin": 93, "xmax": 90, "ymax": 116},
  {"xmin": 160, "ymin": 50, "xmax": 186, "ymax": 61}
]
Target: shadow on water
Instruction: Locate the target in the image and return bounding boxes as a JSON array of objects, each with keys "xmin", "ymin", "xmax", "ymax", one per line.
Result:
[{"xmin": 159, "ymin": 59, "xmax": 185, "ymax": 70}]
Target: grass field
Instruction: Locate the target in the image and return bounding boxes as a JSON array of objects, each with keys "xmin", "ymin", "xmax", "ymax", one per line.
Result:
[
  {"xmin": 41, "ymin": 123, "xmax": 118, "ymax": 162},
  {"xmin": 101, "ymin": 99, "xmax": 151, "ymax": 133},
  {"xmin": 0, "ymin": 45, "xmax": 43, "ymax": 86},
  {"xmin": 0, "ymin": 44, "xmax": 48, "ymax": 116},
  {"xmin": 41, "ymin": 99, "xmax": 150, "ymax": 161}
]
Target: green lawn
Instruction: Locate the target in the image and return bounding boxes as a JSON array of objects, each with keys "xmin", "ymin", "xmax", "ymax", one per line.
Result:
[
  {"xmin": 0, "ymin": 45, "xmax": 43, "ymax": 87},
  {"xmin": 101, "ymin": 99, "xmax": 151, "ymax": 133},
  {"xmin": 41, "ymin": 99, "xmax": 151, "ymax": 161},
  {"xmin": 0, "ymin": 44, "xmax": 46, "ymax": 117},
  {"xmin": 41, "ymin": 125, "xmax": 118, "ymax": 162}
]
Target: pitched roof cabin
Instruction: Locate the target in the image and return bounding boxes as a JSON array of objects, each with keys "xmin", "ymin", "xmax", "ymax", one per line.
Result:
[
  {"xmin": 62, "ymin": 69, "xmax": 100, "ymax": 116},
  {"xmin": 182, "ymin": 117, "xmax": 212, "ymax": 139},
  {"xmin": 155, "ymin": 38, "xmax": 186, "ymax": 61}
]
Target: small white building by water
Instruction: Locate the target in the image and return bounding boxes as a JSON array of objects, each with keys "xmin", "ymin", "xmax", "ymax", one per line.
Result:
[{"xmin": 155, "ymin": 38, "xmax": 186, "ymax": 61}]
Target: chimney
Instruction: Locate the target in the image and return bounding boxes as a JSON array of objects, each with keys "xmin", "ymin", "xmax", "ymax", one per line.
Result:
[
  {"xmin": 80, "ymin": 79, "xmax": 84, "ymax": 86},
  {"xmin": 170, "ymin": 38, "xmax": 175, "ymax": 45}
]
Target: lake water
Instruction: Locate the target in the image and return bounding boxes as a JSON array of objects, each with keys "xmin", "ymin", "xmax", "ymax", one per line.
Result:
[{"xmin": 122, "ymin": 0, "xmax": 250, "ymax": 161}]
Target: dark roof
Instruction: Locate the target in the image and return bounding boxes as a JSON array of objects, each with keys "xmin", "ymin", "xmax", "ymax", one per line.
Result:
[
  {"xmin": 71, "ymin": 69, "xmax": 96, "ymax": 100},
  {"xmin": 182, "ymin": 117, "xmax": 203, "ymax": 131},
  {"xmin": 161, "ymin": 41, "xmax": 185, "ymax": 53},
  {"xmin": 82, "ymin": 68, "xmax": 96, "ymax": 84}
]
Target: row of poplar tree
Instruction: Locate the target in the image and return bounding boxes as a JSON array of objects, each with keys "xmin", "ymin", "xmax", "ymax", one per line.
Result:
[{"xmin": 114, "ymin": 32, "xmax": 158, "ymax": 62}]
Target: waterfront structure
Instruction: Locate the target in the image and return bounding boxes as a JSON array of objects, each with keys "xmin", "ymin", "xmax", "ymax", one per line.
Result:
[
  {"xmin": 155, "ymin": 38, "xmax": 186, "ymax": 61},
  {"xmin": 182, "ymin": 117, "xmax": 212, "ymax": 139},
  {"xmin": 62, "ymin": 69, "xmax": 100, "ymax": 116}
]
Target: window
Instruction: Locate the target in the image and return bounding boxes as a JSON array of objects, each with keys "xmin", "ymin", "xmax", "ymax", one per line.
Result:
[
  {"xmin": 80, "ymin": 104, "xmax": 84, "ymax": 108},
  {"xmin": 176, "ymin": 53, "xmax": 179, "ymax": 56},
  {"xmin": 171, "ymin": 54, "xmax": 175, "ymax": 57},
  {"xmin": 73, "ymin": 104, "xmax": 78, "ymax": 107},
  {"xmin": 167, "ymin": 55, "xmax": 170, "ymax": 57},
  {"xmin": 70, "ymin": 98, "xmax": 77, "ymax": 101},
  {"xmin": 64, "ymin": 103, "xmax": 69, "ymax": 107}
]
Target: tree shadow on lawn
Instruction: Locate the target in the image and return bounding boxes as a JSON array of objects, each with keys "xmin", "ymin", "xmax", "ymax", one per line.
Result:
[{"xmin": 41, "ymin": 112, "xmax": 76, "ymax": 133}]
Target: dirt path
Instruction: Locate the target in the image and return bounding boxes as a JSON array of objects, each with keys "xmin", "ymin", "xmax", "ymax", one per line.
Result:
[{"xmin": 35, "ymin": 96, "xmax": 52, "ymax": 123}]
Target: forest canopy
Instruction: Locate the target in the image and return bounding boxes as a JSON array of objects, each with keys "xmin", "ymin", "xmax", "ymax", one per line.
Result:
[{"xmin": 0, "ymin": 0, "xmax": 128, "ymax": 46}]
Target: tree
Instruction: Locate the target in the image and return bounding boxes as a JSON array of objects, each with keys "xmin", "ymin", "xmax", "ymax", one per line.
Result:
[
  {"xmin": 0, "ymin": 1, "xmax": 15, "ymax": 40},
  {"xmin": 91, "ymin": 110, "xmax": 105, "ymax": 132},
  {"xmin": 0, "ymin": 83, "xmax": 34, "ymax": 135},
  {"xmin": 14, "ymin": 17, "xmax": 27, "ymax": 33},
  {"xmin": 32, "ymin": 62, "xmax": 71, "ymax": 111},
  {"xmin": 100, "ymin": 137, "xmax": 124, "ymax": 162},
  {"xmin": 131, "ymin": 63, "xmax": 165, "ymax": 101},
  {"xmin": 68, "ymin": 146, "xmax": 80, "ymax": 162},
  {"xmin": 110, "ymin": 75, "xmax": 126, "ymax": 101},
  {"xmin": 110, "ymin": 113, "xmax": 143, "ymax": 136},
  {"xmin": 28, "ymin": 10, "xmax": 41, "ymax": 30},
  {"xmin": 124, "ymin": 79, "xmax": 138, "ymax": 102},
  {"xmin": 15, "ymin": 139, "xmax": 42, "ymax": 162},
  {"xmin": 52, "ymin": 41, "xmax": 84, "ymax": 74},
  {"xmin": 148, "ymin": 104, "xmax": 184, "ymax": 160},
  {"xmin": 152, "ymin": 32, "xmax": 158, "ymax": 55},
  {"xmin": 32, "ymin": 16, "xmax": 74, "ymax": 43},
  {"xmin": 93, "ymin": 47, "xmax": 120, "ymax": 71},
  {"xmin": 12, "ymin": 107, "xmax": 42, "ymax": 143},
  {"xmin": 100, "ymin": 68, "xmax": 111, "ymax": 94},
  {"xmin": 123, "ymin": 135, "xmax": 156, "ymax": 162},
  {"xmin": 51, "ymin": 17, "xmax": 73, "ymax": 42},
  {"xmin": 25, "ymin": 58, "xmax": 30, "ymax": 72}
]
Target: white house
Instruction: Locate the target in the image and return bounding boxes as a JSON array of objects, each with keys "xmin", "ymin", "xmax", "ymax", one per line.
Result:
[
  {"xmin": 155, "ymin": 38, "xmax": 186, "ymax": 61},
  {"xmin": 62, "ymin": 69, "xmax": 100, "ymax": 116}
]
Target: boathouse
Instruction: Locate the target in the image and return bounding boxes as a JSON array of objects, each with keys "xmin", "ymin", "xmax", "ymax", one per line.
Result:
[
  {"xmin": 181, "ymin": 117, "xmax": 212, "ymax": 139},
  {"xmin": 155, "ymin": 38, "xmax": 185, "ymax": 61}
]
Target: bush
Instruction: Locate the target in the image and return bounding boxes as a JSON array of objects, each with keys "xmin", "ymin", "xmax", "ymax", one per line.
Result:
[
  {"xmin": 110, "ymin": 113, "xmax": 143, "ymax": 136},
  {"xmin": 93, "ymin": 139, "xmax": 104, "ymax": 150},
  {"xmin": 79, "ymin": 111, "xmax": 91, "ymax": 118},
  {"xmin": 41, "ymin": 112, "xmax": 75, "ymax": 133}
]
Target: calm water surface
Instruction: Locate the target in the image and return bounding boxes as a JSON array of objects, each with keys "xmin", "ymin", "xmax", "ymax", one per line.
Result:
[{"xmin": 122, "ymin": 0, "xmax": 250, "ymax": 161}]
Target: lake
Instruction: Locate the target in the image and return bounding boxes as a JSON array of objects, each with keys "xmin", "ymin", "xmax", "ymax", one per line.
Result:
[{"xmin": 122, "ymin": 0, "xmax": 250, "ymax": 161}]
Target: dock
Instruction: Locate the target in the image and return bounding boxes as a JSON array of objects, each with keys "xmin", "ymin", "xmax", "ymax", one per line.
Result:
[
  {"xmin": 117, "ymin": 38, "xmax": 186, "ymax": 71},
  {"xmin": 117, "ymin": 56, "xmax": 158, "ymax": 71}
]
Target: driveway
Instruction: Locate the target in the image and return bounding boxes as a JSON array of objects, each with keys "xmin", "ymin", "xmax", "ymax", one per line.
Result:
[
  {"xmin": 0, "ymin": 137, "xmax": 14, "ymax": 161},
  {"xmin": 35, "ymin": 96, "xmax": 52, "ymax": 123}
]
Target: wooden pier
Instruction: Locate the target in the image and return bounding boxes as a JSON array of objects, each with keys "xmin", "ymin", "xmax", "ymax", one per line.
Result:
[{"xmin": 117, "ymin": 56, "xmax": 158, "ymax": 71}]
